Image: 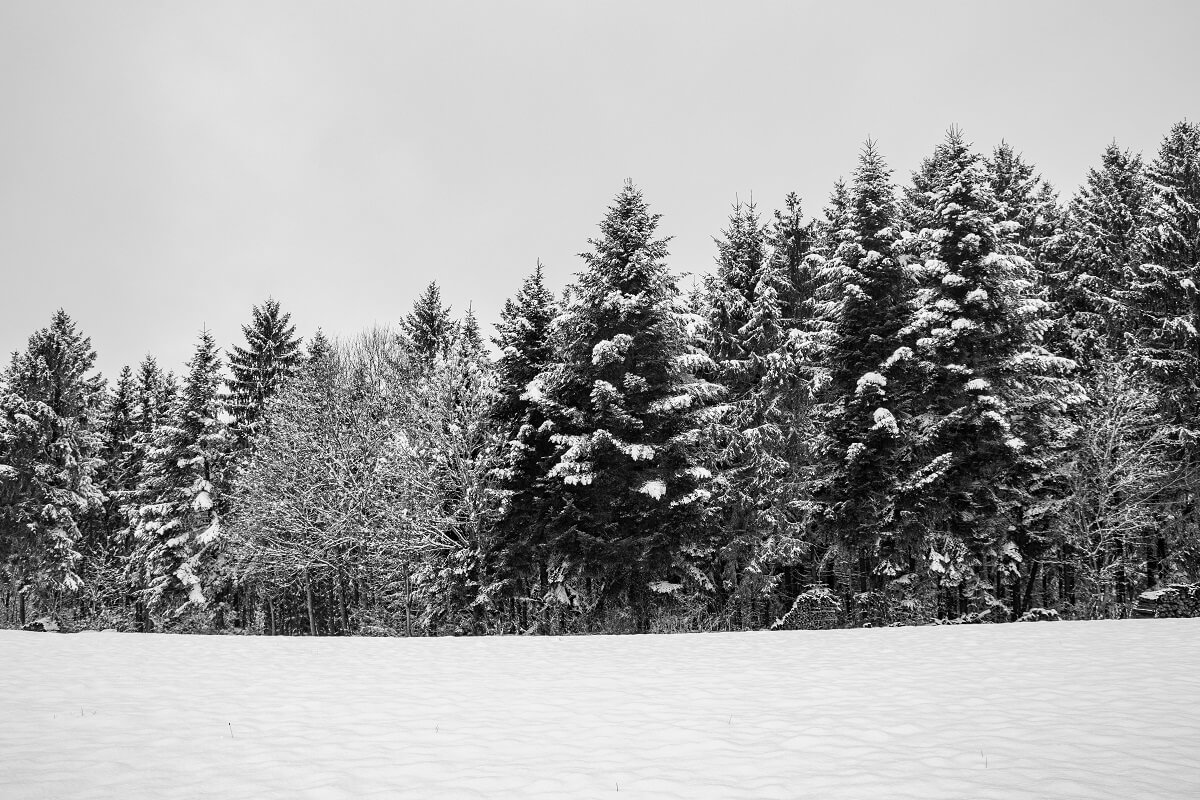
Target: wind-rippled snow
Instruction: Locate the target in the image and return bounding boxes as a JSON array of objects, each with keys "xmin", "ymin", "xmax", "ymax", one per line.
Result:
[{"xmin": 2, "ymin": 619, "xmax": 1198, "ymax": 798}]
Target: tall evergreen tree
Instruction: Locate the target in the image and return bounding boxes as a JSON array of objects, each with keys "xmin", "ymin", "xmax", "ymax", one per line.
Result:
[
  {"xmin": 227, "ymin": 298, "xmax": 302, "ymax": 450},
  {"xmin": 458, "ymin": 305, "xmax": 485, "ymax": 360},
  {"xmin": 134, "ymin": 356, "xmax": 174, "ymax": 434},
  {"xmin": 1127, "ymin": 121, "xmax": 1200, "ymax": 442},
  {"xmin": 988, "ymin": 142, "xmax": 1060, "ymax": 256},
  {"xmin": 98, "ymin": 367, "xmax": 139, "ymax": 502},
  {"xmin": 1052, "ymin": 143, "xmax": 1152, "ymax": 363},
  {"xmin": 810, "ymin": 142, "xmax": 910, "ymax": 593},
  {"xmin": 894, "ymin": 129, "xmax": 1071, "ymax": 617},
  {"xmin": 701, "ymin": 197, "xmax": 818, "ymax": 616},
  {"xmin": 305, "ymin": 329, "xmax": 334, "ymax": 365},
  {"xmin": 129, "ymin": 330, "xmax": 235, "ymax": 622},
  {"xmin": 529, "ymin": 182, "xmax": 721, "ymax": 625},
  {"xmin": 1124, "ymin": 121, "xmax": 1200, "ymax": 583},
  {"xmin": 491, "ymin": 262, "xmax": 559, "ymax": 611},
  {"xmin": 0, "ymin": 310, "xmax": 104, "ymax": 620},
  {"xmin": 401, "ymin": 282, "xmax": 455, "ymax": 364},
  {"xmin": 76, "ymin": 365, "xmax": 143, "ymax": 621}
]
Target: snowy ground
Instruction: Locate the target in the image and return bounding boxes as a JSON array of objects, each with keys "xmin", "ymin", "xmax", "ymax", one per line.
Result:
[{"xmin": 2, "ymin": 620, "xmax": 1198, "ymax": 799}]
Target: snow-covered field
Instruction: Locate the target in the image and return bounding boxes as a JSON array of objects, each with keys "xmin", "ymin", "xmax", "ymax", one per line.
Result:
[{"xmin": 2, "ymin": 620, "xmax": 1198, "ymax": 799}]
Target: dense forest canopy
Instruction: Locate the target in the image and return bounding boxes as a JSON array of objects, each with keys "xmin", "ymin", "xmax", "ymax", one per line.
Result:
[{"xmin": 4, "ymin": 122, "xmax": 1200, "ymax": 634}]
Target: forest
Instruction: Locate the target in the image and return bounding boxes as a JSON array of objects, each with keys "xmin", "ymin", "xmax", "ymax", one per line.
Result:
[{"xmin": 3, "ymin": 122, "xmax": 1199, "ymax": 636}]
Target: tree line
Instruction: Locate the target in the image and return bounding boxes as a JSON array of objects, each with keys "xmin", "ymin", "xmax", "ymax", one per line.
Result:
[{"xmin": 3, "ymin": 122, "xmax": 1199, "ymax": 635}]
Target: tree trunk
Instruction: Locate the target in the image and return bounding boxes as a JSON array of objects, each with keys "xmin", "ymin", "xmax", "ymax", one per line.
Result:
[
  {"xmin": 1022, "ymin": 560, "xmax": 1040, "ymax": 616},
  {"xmin": 404, "ymin": 565, "xmax": 413, "ymax": 638},
  {"xmin": 305, "ymin": 574, "xmax": 317, "ymax": 636}
]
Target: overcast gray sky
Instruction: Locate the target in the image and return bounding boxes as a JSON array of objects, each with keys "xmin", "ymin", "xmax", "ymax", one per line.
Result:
[{"xmin": 1, "ymin": 0, "xmax": 1197, "ymax": 377}]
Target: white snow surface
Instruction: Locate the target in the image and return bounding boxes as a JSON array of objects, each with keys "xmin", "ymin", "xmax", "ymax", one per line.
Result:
[{"xmin": 2, "ymin": 620, "xmax": 1199, "ymax": 799}]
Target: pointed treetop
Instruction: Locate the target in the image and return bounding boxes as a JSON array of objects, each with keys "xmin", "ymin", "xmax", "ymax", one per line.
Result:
[
  {"xmin": 458, "ymin": 304, "xmax": 485, "ymax": 357},
  {"xmin": 3, "ymin": 308, "xmax": 99, "ymax": 416},
  {"xmin": 402, "ymin": 281, "xmax": 455, "ymax": 363},
  {"xmin": 307, "ymin": 329, "xmax": 333, "ymax": 363},
  {"xmin": 582, "ymin": 181, "xmax": 671, "ymax": 279}
]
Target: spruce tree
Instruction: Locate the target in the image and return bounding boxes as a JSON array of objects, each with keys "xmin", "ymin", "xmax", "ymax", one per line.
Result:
[
  {"xmin": 894, "ymin": 129, "xmax": 1071, "ymax": 617},
  {"xmin": 458, "ymin": 305, "xmax": 485, "ymax": 360},
  {"xmin": 1125, "ymin": 121, "xmax": 1200, "ymax": 583},
  {"xmin": 77, "ymin": 365, "xmax": 142, "ymax": 621},
  {"xmin": 491, "ymin": 263, "xmax": 559, "ymax": 611},
  {"xmin": 701, "ymin": 197, "xmax": 816, "ymax": 616},
  {"xmin": 227, "ymin": 298, "xmax": 302, "ymax": 450},
  {"xmin": 98, "ymin": 367, "xmax": 139, "ymax": 504},
  {"xmin": 1052, "ymin": 143, "xmax": 1152, "ymax": 363},
  {"xmin": 1127, "ymin": 121, "xmax": 1200, "ymax": 442},
  {"xmin": 0, "ymin": 310, "xmax": 104, "ymax": 619},
  {"xmin": 305, "ymin": 329, "xmax": 334, "ymax": 365},
  {"xmin": 134, "ymin": 356, "xmax": 173, "ymax": 434},
  {"xmin": 401, "ymin": 282, "xmax": 455, "ymax": 364},
  {"xmin": 529, "ymin": 182, "xmax": 721, "ymax": 624},
  {"xmin": 811, "ymin": 142, "xmax": 910, "ymax": 595},
  {"xmin": 129, "ymin": 330, "xmax": 235, "ymax": 622}
]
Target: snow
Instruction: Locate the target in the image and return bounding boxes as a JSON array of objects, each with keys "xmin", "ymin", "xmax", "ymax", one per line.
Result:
[
  {"xmin": 854, "ymin": 372, "xmax": 886, "ymax": 394},
  {"xmin": 638, "ymin": 479, "xmax": 667, "ymax": 499},
  {"xmin": 2, "ymin": 620, "xmax": 1198, "ymax": 799}
]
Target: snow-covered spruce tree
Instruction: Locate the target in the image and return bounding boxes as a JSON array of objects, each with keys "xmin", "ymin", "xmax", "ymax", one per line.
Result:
[
  {"xmin": 700, "ymin": 196, "xmax": 821, "ymax": 625},
  {"xmin": 400, "ymin": 281, "xmax": 456, "ymax": 365},
  {"xmin": 78, "ymin": 364, "xmax": 141, "ymax": 622},
  {"xmin": 489, "ymin": 262, "xmax": 559, "ymax": 627},
  {"xmin": 134, "ymin": 356, "xmax": 175, "ymax": 434},
  {"xmin": 227, "ymin": 298, "xmax": 302, "ymax": 451},
  {"xmin": 988, "ymin": 141, "xmax": 1062, "ymax": 265},
  {"xmin": 1124, "ymin": 120, "xmax": 1200, "ymax": 583},
  {"xmin": 457, "ymin": 305, "xmax": 485, "ymax": 360},
  {"xmin": 128, "ymin": 330, "xmax": 236, "ymax": 626},
  {"xmin": 1127, "ymin": 122, "xmax": 1200, "ymax": 438},
  {"xmin": 528, "ymin": 182, "xmax": 721, "ymax": 630},
  {"xmin": 1051, "ymin": 143, "xmax": 1152, "ymax": 365},
  {"xmin": 0, "ymin": 310, "xmax": 104, "ymax": 624},
  {"xmin": 743, "ymin": 192, "xmax": 830, "ymax": 616},
  {"xmin": 808, "ymin": 142, "xmax": 911, "ymax": 607},
  {"xmin": 99, "ymin": 367, "xmax": 139, "ymax": 497},
  {"xmin": 893, "ymin": 129, "xmax": 1073, "ymax": 619},
  {"xmin": 984, "ymin": 143, "xmax": 1082, "ymax": 618},
  {"xmin": 116, "ymin": 355, "xmax": 176, "ymax": 629}
]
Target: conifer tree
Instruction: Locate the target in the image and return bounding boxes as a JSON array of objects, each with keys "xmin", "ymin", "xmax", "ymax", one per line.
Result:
[
  {"xmin": 988, "ymin": 142, "xmax": 1060, "ymax": 255},
  {"xmin": 490, "ymin": 263, "xmax": 558, "ymax": 611},
  {"xmin": 458, "ymin": 306, "xmax": 485, "ymax": 360},
  {"xmin": 129, "ymin": 330, "xmax": 235, "ymax": 622},
  {"xmin": 894, "ymin": 129, "xmax": 1071, "ymax": 617},
  {"xmin": 810, "ymin": 142, "xmax": 910, "ymax": 593},
  {"xmin": 0, "ymin": 310, "xmax": 104, "ymax": 620},
  {"xmin": 529, "ymin": 182, "xmax": 721, "ymax": 624},
  {"xmin": 1124, "ymin": 121, "xmax": 1200, "ymax": 583},
  {"xmin": 705, "ymin": 200, "xmax": 771, "ymax": 401},
  {"xmin": 1127, "ymin": 121, "xmax": 1200, "ymax": 442},
  {"xmin": 305, "ymin": 329, "xmax": 333, "ymax": 365},
  {"xmin": 401, "ymin": 282, "xmax": 455, "ymax": 364},
  {"xmin": 985, "ymin": 144, "xmax": 1082, "ymax": 615},
  {"xmin": 77, "ymin": 365, "xmax": 142, "ymax": 620},
  {"xmin": 134, "ymin": 356, "xmax": 173, "ymax": 434},
  {"xmin": 1053, "ymin": 143, "xmax": 1152, "ymax": 363},
  {"xmin": 701, "ymin": 197, "xmax": 815, "ymax": 615},
  {"xmin": 97, "ymin": 368, "xmax": 139, "ymax": 506},
  {"xmin": 227, "ymin": 298, "xmax": 302, "ymax": 450}
]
